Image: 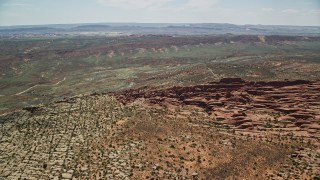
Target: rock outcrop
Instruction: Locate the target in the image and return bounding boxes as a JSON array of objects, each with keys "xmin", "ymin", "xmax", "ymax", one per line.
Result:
[{"xmin": 113, "ymin": 78, "xmax": 320, "ymax": 133}]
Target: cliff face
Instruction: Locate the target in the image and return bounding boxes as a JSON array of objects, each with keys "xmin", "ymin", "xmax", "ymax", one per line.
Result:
[{"xmin": 114, "ymin": 78, "xmax": 320, "ymax": 134}]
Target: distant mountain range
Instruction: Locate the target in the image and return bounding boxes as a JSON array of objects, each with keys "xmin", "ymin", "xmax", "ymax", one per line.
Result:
[{"xmin": 0, "ymin": 23, "xmax": 319, "ymax": 36}]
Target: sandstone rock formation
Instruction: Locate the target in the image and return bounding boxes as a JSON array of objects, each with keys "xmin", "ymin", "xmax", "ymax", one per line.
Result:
[{"xmin": 114, "ymin": 78, "xmax": 320, "ymax": 134}]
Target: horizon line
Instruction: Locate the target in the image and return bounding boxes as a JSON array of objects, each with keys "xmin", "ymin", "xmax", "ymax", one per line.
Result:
[{"xmin": 1, "ymin": 22, "xmax": 320, "ymax": 28}]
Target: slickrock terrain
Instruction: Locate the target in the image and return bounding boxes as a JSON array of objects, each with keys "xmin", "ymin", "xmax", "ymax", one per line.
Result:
[
  {"xmin": 0, "ymin": 78, "xmax": 319, "ymax": 179},
  {"xmin": 114, "ymin": 78, "xmax": 320, "ymax": 136}
]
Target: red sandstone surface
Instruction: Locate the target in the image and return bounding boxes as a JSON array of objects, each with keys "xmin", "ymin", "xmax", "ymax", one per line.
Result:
[{"xmin": 113, "ymin": 78, "xmax": 320, "ymax": 135}]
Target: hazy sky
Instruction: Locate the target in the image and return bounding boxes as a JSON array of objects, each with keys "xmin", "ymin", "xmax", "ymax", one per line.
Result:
[{"xmin": 0, "ymin": 0, "xmax": 319, "ymax": 26}]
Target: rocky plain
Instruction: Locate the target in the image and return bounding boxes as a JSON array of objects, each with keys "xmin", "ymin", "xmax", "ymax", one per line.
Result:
[
  {"xmin": 1, "ymin": 32, "xmax": 320, "ymax": 180},
  {"xmin": 0, "ymin": 78, "xmax": 319, "ymax": 179}
]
